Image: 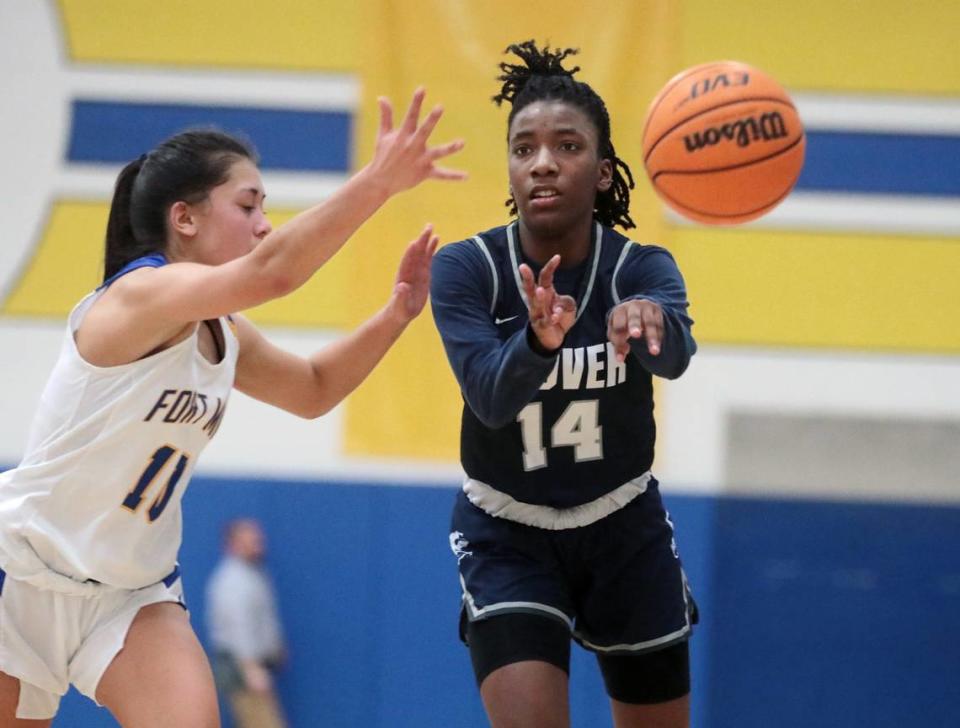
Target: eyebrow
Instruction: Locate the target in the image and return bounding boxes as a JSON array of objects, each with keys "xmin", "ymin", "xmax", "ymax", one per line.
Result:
[{"xmin": 511, "ymin": 127, "xmax": 586, "ymax": 140}]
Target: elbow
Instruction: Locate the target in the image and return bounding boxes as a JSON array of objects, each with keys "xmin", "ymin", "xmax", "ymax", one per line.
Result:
[
  {"xmin": 469, "ymin": 400, "xmax": 517, "ymax": 430},
  {"xmin": 258, "ymin": 270, "xmax": 297, "ymax": 301},
  {"xmin": 297, "ymin": 399, "xmax": 336, "ymax": 420},
  {"xmin": 658, "ymin": 365, "xmax": 686, "ymax": 381},
  {"xmin": 656, "ymin": 352, "xmax": 692, "ymax": 380},
  {"xmin": 476, "ymin": 411, "xmax": 513, "ymax": 430},
  {"xmin": 248, "ymin": 247, "xmax": 300, "ymax": 301}
]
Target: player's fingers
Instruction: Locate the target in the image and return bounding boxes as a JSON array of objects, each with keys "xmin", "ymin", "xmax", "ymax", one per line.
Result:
[
  {"xmin": 607, "ymin": 306, "xmax": 627, "ymax": 335},
  {"xmin": 414, "ymin": 222, "xmax": 434, "ymax": 246},
  {"xmin": 414, "ymin": 104, "xmax": 444, "ymax": 145},
  {"xmin": 428, "ymin": 165, "xmax": 469, "ymax": 181},
  {"xmin": 627, "ymin": 307, "xmax": 644, "ymax": 340},
  {"xmin": 400, "ymin": 224, "xmax": 433, "ymax": 270},
  {"xmin": 429, "ymin": 138, "xmax": 466, "ymax": 160},
  {"xmin": 533, "ymin": 286, "xmax": 551, "ymax": 323},
  {"xmin": 555, "ymin": 294, "xmax": 576, "ymax": 313},
  {"xmin": 550, "ymin": 295, "xmax": 576, "ymax": 324},
  {"xmin": 401, "ymin": 87, "xmax": 426, "ymax": 133},
  {"xmin": 607, "ymin": 308, "xmax": 630, "ymax": 353},
  {"xmin": 378, "ymin": 96, "xmax": 394, "ymax": 136},
  {"xmin": 519, "ymin": 264, "xmax": 538, "ymax": 303},
  {"xmin": 614, "ymin": 341, "xmax": 630, "ymax": 363},
  {"xmin": 641, "ymin": 305, "xmax": 663, "ymax": 355},
  {"xmin": 538, "ymin": 254, "xmax": 561, "ymax": 290}
]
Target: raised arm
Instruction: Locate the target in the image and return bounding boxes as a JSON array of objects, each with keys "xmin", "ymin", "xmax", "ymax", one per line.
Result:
[
  {"xmin": 130, "ymin": 90, "xmax": 462, "ymax": 320},
  {"xmin": 78, "ymin": 90, "xmax": 464, "ymax": 367},
  {"xmin": 234, "ymin": 226, "xmax": 439, "ymax": 418}
]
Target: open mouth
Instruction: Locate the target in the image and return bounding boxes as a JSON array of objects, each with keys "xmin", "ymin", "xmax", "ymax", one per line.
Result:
[
  {"xmin": 529, "ymin": 187, "xmax": 561, "ymax": 208},
  {"xmin": 530, "ymin": 187, "xmax": 559, "ymax": 200}
]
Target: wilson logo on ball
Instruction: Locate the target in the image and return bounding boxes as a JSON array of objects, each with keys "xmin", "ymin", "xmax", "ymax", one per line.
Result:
[{"xmin": 683, "ymin": 112, "xmax": 789, "ymax": 153}]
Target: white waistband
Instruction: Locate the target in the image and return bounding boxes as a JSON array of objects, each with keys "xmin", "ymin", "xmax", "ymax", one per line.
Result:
[{"xmin": 462, "ymin": 472, "xmax": 652, "ymax": 530}]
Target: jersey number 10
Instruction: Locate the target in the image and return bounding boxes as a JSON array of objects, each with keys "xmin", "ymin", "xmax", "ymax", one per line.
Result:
[{"xmin": 517, "ymin": 400, "xmax": 603, "ymax": 471}]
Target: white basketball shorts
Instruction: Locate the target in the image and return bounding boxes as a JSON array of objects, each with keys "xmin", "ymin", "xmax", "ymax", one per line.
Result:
[{"xmin": 0, "ymin": 567, "xmax": 184, "ymax": 719}]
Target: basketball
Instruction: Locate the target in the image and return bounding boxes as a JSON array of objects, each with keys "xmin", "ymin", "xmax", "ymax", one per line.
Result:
[{"xmin": 641, "ymin": 61, "xmax": 805, "ymax": 225}]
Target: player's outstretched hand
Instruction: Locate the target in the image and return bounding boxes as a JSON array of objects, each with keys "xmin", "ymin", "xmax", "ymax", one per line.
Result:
[
  {"xmin": 519, "ymin": 255, "xmax": 576, "ymax": 352},
  {"xmin": 607, "ymin": 299, "xmax": 663, "ymax": 361},
  {"xmin": 369, "ymin": 88, "xmax": 467, "ymax": 196},
  {"xmin": 388, "ymin": 224, "xmax": 440, "ymax": 325}
]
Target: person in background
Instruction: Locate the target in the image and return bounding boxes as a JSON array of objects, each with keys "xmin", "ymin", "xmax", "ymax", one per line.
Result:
[{"xmin": 206, "ymin": 519, "xmax": 286, "ymax": 728}]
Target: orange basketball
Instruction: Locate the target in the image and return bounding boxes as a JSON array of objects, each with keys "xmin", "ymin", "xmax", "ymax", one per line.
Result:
[{"xmin": 642, "ymin": 60, "xmax": 805, "ymax": 225}]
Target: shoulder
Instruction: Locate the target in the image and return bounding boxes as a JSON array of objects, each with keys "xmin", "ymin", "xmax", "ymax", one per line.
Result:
[
  {"xmin": 432, "ymin": 225, "xmax": 510, "ymax": 291},
  {"xmin": 602, "ymin": 229, "xmax": 687, "ymax": 300},
  {"xmin": 435, "ymin": 225, "xmax": 508, "ymax": 264},
  {"xmin": 599, "ymin": 226, "xmax": 674, "ymax": 263},
  {"xmin": 616, "ymin": 240, "xmax": 681, "ymax": 273}
]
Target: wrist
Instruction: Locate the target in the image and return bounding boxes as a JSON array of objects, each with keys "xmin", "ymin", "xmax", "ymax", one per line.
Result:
[
  {"xmin": 381, "ymin": 297, "xmax": 413, "ymax": 331},
  {"xmin": 352, "ymin": 164, "xmax": 393, "ymax": 205},
  {"xmin": 526, "ymin": 325, "xmax": 559, "ymax": 357}
]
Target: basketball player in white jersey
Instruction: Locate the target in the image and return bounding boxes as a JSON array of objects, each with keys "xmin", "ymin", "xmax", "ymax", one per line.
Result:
[{"xmin": 0, "ymin": 89, "xmax": 464, "ymax": 727}]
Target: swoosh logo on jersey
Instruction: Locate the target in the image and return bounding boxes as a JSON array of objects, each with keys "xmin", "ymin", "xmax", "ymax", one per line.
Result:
[{"xmin": 495, "ymin": 315, "xmax": 520, "ymax": 325}]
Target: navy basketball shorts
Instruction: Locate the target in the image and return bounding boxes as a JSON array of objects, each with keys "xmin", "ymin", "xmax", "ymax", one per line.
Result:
[{"xmin": 450, "ymin": 480, "xmax": 697, "ymax": 656}]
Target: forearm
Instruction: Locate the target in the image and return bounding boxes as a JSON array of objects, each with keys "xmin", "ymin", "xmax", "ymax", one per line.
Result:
[
  {"xmin": 248, "ymin": 165, "xmax": 391, "ymax": 296},
  {"xmin": 302, "ymin": 305, "xmax": 408, "ymax": 417},
  {"xmin": 455, "ymin": 328, "xmax": 557, "ymax": 428},
  {"xmin": 628, "ymin": 307, "xmax": 696, "ymax": 379},
  {"xmin": 615, "ymin": 246, "xmax": 697, "ymax": 379}
]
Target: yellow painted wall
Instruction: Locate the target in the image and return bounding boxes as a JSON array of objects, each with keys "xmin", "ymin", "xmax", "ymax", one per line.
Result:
[
  {"xmin": 57, "ymin": 0, "xmax": 359, "ymax": 71},
  {"xmin": 680, "ymin": 0, "xmax": 960, "ymax": 94},
  {"xmin": 5, "ymin": 1, "xmax": 959, "ymax": 462}
]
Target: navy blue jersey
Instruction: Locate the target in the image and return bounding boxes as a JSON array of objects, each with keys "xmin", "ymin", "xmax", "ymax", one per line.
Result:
[{"xmin": 431, "ymin": 221, "xmax": 696, "ymax": 509}]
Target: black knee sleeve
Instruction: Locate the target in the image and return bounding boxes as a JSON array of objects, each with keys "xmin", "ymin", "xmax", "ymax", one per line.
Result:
[
  {"xmin": 597, "ymin": 640, "xmax": 690, "ymax": 704},
  {"xmin": 464, "ymin": 611, "xmax": 571, "ymax": 686}
]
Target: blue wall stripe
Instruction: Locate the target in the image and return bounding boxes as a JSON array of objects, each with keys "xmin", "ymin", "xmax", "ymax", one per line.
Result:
[
  {"xmin": 4, "ymin": 465, "xmax": 954, "ymax": 727},
  {"xmin": 797, "ymin": 130, "xmax": 960, "ymax": 196},
  {"xmin": 68, "ymin": 100, "xmax": 351, "ymax": 172}
]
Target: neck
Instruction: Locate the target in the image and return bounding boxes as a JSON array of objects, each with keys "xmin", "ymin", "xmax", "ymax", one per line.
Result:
[{"xmin": 517, "ymin": 216, "xmax": 595, "ymax": 268}]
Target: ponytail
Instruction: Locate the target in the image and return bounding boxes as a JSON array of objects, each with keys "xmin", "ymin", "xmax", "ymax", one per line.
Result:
[{"xmin": 103, "ymin": 155, "xmax": 160, "ymax": 282}]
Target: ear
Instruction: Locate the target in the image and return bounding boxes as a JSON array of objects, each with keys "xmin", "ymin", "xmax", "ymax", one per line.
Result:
[
  {"xmin": 597, "ymin": 158, "xmax": 614, "ymax": 193},
  {"xmin": 168, "ymin": 200, "xmax": 198, "ymax": 238}
]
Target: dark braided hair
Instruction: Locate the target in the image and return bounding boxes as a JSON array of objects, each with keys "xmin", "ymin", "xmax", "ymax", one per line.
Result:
[{"xmin": 494, "ymin": 40, "xmax": 635, "ymax": 230}]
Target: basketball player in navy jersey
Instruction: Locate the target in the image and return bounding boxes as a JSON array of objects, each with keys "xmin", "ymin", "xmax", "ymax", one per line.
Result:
[{"xmin": 431, "ymin": 42, "xmax": 697, "ymax": 728}]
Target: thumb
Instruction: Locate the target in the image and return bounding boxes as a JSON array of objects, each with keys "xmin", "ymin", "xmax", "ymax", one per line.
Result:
[{"xmin": 394, "ymin": 281, "xmax": 412, "ymax": 299}]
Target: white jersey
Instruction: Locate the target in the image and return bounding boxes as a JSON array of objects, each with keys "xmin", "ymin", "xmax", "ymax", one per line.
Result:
[{"xmin": 0, "ymin": 287, "xmax": 238, "ymax": 594}]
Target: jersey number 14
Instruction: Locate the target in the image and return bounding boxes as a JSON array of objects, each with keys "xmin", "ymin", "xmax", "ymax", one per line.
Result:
[{"xmin": 517, "ymin": 400, "xmax": 602, "ymax": 471}]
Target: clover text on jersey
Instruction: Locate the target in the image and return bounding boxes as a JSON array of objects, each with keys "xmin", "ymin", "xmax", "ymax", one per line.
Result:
[{"xmin": 540, "ymin": 343, "xmax": 627, "ymax": 391}]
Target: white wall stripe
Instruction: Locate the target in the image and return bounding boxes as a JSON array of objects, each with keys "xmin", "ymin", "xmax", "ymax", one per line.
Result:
[
  {"xmin": 793, "ymin": 92, "xmax": 960, "ymax": 135},
  {"xmin": 55, "ymin": 165, "xmax": 347, "ymax": 207},
  {"xmin": 66, "ymin": 65, "xmax": 358, "ymax": 111},
  {"xmin": 667, "ymin": 191, "xmax": 960, "ymax": 236}
]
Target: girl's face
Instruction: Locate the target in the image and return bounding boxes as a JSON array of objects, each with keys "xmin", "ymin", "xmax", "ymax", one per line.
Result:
[
  {"xmin": 180, "ymin": 158, "xmax": 272, "ymax": 265},
  {"xmin": 507, "ymin": 100, "xmax": 612, "ymax": 237}
]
